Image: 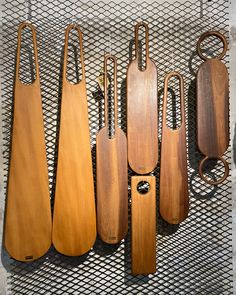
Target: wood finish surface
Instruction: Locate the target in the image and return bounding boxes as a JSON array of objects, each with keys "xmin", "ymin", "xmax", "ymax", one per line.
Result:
[
  {"xmin": 127, "ymin": 22, "xmax": 158, "ymax": 174},
  {"xmin": 52, "ymin": 25, "xmax": 96, "ymax": 256},
  {"xmin": 131, "ymin": 176, "xmax": 156, "ymax": 275},
  {"xmin": 160, "ymin": 72, "xmax": 189, "ymax": 224},
  {"xmin": 4, "ymin": 22, "xmax": 52, "ymax": 262},
  {"xmin": 96, "ymin": 55, "xmax": 128, "ymax": 244},
  {"xmin": 196, "ymin": 31, "xmax": 229, "ymax": 185}
]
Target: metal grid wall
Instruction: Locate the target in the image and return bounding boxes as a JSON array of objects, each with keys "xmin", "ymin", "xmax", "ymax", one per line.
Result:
[{"xmin": 1, "ymin": 0, "xmax": 232, "ymax": 294}]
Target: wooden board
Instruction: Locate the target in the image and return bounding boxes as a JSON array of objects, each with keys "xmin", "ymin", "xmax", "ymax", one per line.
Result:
[
  {"xmin": 196, "ymin": 31, "xmax": 229, "ymax": 185},
  {"xmin": 4, "ymin": 22, "xmax": 52, "ymax": 262},
  {"xmin": 160, "ymin": 72, "xmax": 189, "ymax": 224},
  {"xmin": 96, "ymin": 54, "xmax": 128, "ymax": 244},
  {"xmin": 131, "ymin": 176, "xmax": 156, "ymax": 275},
  {"xmin": 197, "ymin": 59, "xmax": 229, "ymax": 157},
  {"xmin": 127, "ymin": 22, "xmax": 158, "ymax": 174},
  {"xmin": 52, "ymin": 24, "xmax": 96, "ymax": 256}
]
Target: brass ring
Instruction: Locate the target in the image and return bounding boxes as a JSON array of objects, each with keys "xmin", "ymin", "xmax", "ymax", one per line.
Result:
[
  {"xmin": 199, "ymin": 156, "xmax": 229, "ymax": 185},
  {"xmin": 197, "ymin": 31, "xmax": 227, "ymax": 61}
]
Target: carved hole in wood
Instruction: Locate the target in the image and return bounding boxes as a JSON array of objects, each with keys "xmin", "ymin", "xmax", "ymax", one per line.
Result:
[
  {"xmin": 66, "ymin": 28, "xmax": 82, "ymax": 84},
  {"xmin": 165, "ymin": 79, "xmax": 182, "ymax": 130},
  {"xmin": 197, "ymin": 31, "xmax": 227, "ymax": 61},
  {"xmin": 136, "ymin": 181, "xmax": 150, "ymax": 195},
  {"xmin": 199, "ymin": 156, "xmax": 229, "ymax": 185},
  {"xmin": 137, "ymin": 26, "xmax": 146, "ymax": 71},
  {"xmin": 18, "ymin": 25, "xmax": 36, "ymax": 85},
  {"xmin": 135, "ymin": 22, "xmax": 149, "ymax": 72}
]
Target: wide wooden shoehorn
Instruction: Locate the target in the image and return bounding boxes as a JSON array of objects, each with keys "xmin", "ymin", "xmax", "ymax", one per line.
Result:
[
  {"xmin": 160, "ymin": 72, "xmax": 189, "ymax": 224},
  {"xmin": 4, "ymin": 22, "xmax": 52, "ymax": 262},
  {"xmin": 127, "ymin": 22, "xmax": 158, "ymax": 174},
  {"xmin": 131, "ymin": 176, "xmax": 156, "ymax": 275},
  {"xmin": 96, "ymin": 54, "xmax": 128, "ymax": 244},
  {"xmin": 196, "ymin": 31, "xmax": 229, "ymax": 185},
  {"xmin": 52, "ymin": 24, "xmax": 96, "ymax": 256}
]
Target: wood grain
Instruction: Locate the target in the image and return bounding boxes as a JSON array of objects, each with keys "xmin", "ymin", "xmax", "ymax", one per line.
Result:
[
  {"xmin": 127, "ymin": 22, "xmax": 158, "ymax": 174},
  {"xmin": 196, "ymin": 31, "xmax": 229, "ymax": 185},
  {"xmin": 131, "ymin": 176, "xmax": 156, "ymax": 275},
  {"xmin": 4, "ymin": 22, "xmax": 52, "ymax": 262},
  {"xmin": 160, "ymin": 72, "xmax": 189, "ymax": 224},
  {"xmin": 197, "ymin": 59, "xmax": 229, "ymax": 157},
  {"xmin": 52, "ymin": 24, "xmax": 96, "ymax": 256},
  {"xmin": 96, "ymin": 54, "xmax": 128, "ymax": 244}
]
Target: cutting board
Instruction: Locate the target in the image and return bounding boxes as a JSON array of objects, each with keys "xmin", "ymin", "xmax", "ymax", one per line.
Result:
[
  {"xmin": 52, "ymin": 24, "xmax": 96, "ymax": 256},
  {"xmin": 131, "ymin": 176, "xmax": 156, "ymax": 275},
  {"xmin": 160, "ymin": 72, "xmax": 189, "ymax": 224},
  {"xmin": 96, "ymin": 54, "xmax": 128, "ymax": 244},
  {"xmin": 4, "ymin": 22, "xmax": 52, "ymax": 262},
  {"xmin": 127, "ymin": 22, "xmax": 158, "ymax": 174},
  {"xmin": 196, "ymin": 31, "xmax": 229, "ymax": 185}
]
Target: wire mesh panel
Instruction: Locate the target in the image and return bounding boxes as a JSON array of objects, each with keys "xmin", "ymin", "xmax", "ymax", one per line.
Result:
[{"xmin": 1, "ymin": 0, "xmax": 232, "ymax": 294}]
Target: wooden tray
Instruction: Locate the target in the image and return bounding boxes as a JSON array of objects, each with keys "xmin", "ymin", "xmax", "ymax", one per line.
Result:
[{"xmin": 197, "ymin": 31, "xmax": 229, "ymax": 185}]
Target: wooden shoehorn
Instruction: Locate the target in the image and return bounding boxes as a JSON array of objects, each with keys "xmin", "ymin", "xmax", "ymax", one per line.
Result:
[
  {"xmin": 4, "ymin": 22, "xmax": 52, "ymax": 262},
  {"xmin": 96, "ymin": 54, "xmax": 128, "ymax": 244},
  {"xmin": 52, "ymin": 24, "xmax": 96, "ymax": 256},
  {"xmin": 159, "ymin": 72, "xmax": 189, "ymax": 224}
]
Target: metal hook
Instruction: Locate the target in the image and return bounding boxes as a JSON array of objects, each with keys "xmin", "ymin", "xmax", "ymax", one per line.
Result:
[
  {"xmin": 24, "ymin": 0, "xmax": 30, "ymax": 22},
  {"xmin": 137, "ymin": 4, "xmax": 142, "ymax": 22},
  {"xmin": 109, "ymin": 30, "xmax": 112, "ymax": 56},
  {"xmin": 72, "ymin": 2, "xmax": 77, "ymax": 28},
  {"xmin": 171, "ymin": 51, "xmax": 174, "ymax": 72},
  {"xmin": 208, "ymin": 0, "xmax": 213, "ymax": 31}
]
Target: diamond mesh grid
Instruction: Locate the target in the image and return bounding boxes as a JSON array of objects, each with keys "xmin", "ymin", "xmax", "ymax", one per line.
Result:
[{"xmin": 1, "ymin": 0, "xmax": 232, "ymax": 294}]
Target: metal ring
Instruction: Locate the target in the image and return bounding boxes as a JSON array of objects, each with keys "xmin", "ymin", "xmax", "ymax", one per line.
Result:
[
  {"xmin": 197, "ymin": 31, "xmax": 227, "ymax": 61},
  {"xmin": 199, "ymin": 156, "xmax": 229, "ymax": 185}
]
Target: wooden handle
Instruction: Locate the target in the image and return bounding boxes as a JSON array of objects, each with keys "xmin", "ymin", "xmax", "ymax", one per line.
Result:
[
  {"xmin": 162, "ymin": 71, "xmax": 185, "ymax": 128},
  {"xmin": 15, "ymin": 22, "xmax": 40, "ymax": 83},
  {"xmin": 199, "ymin": 156, "xmax": 229, "ymax": 185},
  {"xmin": 63, "ymin": 24, "xmax": 85, "ymax": 82},
  {"xmin": 197, "ymin": 31, "xmax": 227, "ymax": 61},
  {"xmin": 104, "ymin": 54, "xmax": 118, "ymax": 129},
  {"xmin": 135, "ymin": 22, "xmax": 149, "ymax": 64}
]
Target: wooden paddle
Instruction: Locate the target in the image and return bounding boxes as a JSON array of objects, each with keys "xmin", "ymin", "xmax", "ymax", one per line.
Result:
[
  {"xmin": 4, "ymin": 22, "xmax": 52, "ymax": 262},
  {"xmin": 127, "ymin": 22, "xmax": 158, "ymax": 174},
  {"xmin": 52, "ymin": 24, "xmax": 96, "ymax": 256},
  {"xmin": 160, "ymin": 72, "xmax": 189, "ymax": 224},
  {"xmin": 131, "ymin": 176, "xmax": 156, "ymax": 275},
  {"xmin": 196, "ymin": 31, "xmax": 229, "ymax": 185},
  {"xmin": 96, "ymin": 54, "xmax": 128, "ymax": 244}
]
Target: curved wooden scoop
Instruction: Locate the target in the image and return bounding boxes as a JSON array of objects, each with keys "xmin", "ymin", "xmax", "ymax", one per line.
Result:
[
  {"xmin": 4, "ymin": 22, "xmax": 52, "ymax": 262},
  {"xmin": 127, "ymin": 22, "xmax": 158, "ymax": 174},
  {"xmin": 52, "ymin": 25, "xmax": 96, "ymax": 256},
  {"xmin": 196, "ymin": 31, "xmax": 229, "ymax": 185},
  {"xmin": 96, "ymin": 54, "xmax": 128, "ymax": 244},
  {"xmin": 160, "ymin": 72, "xmax": 189, "ymax": 224}
]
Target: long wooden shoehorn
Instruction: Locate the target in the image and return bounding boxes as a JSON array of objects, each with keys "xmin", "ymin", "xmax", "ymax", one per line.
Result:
[
  {"xmin": 52, "ymin": 24, "xmax": 96, "ymax": 256},
  {"xmin": 160, "ymin": 72, "xmax": 189, "ymax": 224},
  {"xmin": 96, "ymin": 54, "xmax": 128, "ymax": 244},
  {"xmin": 4, "ymin": 22, "xmax": 52, "ymax": 262},
  {"xmin": 127, "ymin": 22, "xmax": 158, "ymax": 174}
]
